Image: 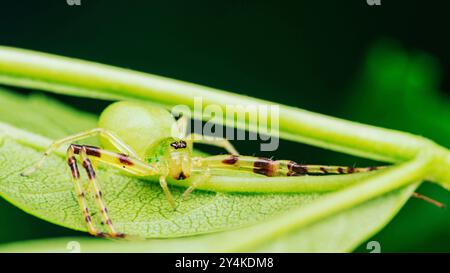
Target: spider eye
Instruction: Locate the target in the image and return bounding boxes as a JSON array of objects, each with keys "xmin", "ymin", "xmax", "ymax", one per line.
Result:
[{"xmin": 170, "ymin": 140, "xmax": 187, "ymax": 149}]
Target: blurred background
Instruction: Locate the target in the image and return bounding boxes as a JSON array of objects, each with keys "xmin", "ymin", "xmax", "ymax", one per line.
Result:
[{"xmin": 0, "ymin": 0, "xmax": 449, "ymax": 252}]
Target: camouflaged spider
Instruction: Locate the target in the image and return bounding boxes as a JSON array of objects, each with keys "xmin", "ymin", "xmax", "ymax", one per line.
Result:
[{"xmin": 20, "ymin": 101, "xmax": 400, "ymax": 238}]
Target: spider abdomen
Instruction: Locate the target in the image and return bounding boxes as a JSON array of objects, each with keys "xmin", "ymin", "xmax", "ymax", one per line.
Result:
[{"xmin": 98, "ymin": 101, "xmax": 176, "ymax": 158}]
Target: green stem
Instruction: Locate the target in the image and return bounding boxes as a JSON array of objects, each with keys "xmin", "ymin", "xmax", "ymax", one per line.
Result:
[{"xmin": 0, "ymin": 46, "xmax": 449, "ymax": 185}]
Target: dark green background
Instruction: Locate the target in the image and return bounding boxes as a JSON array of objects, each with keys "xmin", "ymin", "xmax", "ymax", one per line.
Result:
[{"xmin": 0, "ymin": 0, "xmax": 449, "ymax": 252}]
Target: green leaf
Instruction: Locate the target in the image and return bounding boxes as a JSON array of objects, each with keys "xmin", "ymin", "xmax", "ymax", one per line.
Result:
[
  {"xmin": 0, "ymin": 88, "xmax": 98, "ymax": 138},
  {"xmin": 0, "ymin": 89, "xmax": 418, "ymax": 252},
  {"xmin": 0, "ymin": 184, "xmax": 416, "ymax": 253}
]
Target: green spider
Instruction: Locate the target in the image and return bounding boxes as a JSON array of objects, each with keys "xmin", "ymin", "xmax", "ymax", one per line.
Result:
[{"xmin": 21, "ymin": 101, "xmax": 435, "ymax": 238}]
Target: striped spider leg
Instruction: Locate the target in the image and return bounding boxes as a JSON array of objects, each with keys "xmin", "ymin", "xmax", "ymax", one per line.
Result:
[
  {"xmin": 21, "ymin": 128, "xmax": 139, "ymax": 176},
  {"xmin": 21, "ymin": 128, "xmax": 161, "ymax": 238},
  {"xmin": 198, "ymin": 155, "xmax": 384, "ymax": 176},
  {"xmin": 191, "ymin": 154, "xmax": 445, "ymax": 208},
  {"xmin": 179, "ymin": 153, "xmax": 385, "ymax": 200},
  {"xmin": 66, "ymin": 144, "xmax": 160, "ymax": 238},
  {"xmin": 176, "ymin": 116, "xmax": 383, "ymax": 197}
]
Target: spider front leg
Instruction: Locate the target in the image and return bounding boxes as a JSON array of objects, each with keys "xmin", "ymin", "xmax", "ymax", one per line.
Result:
[
  {"xmin": 65, "ymin": 144, "xmax": 158, "ymax": 238},
  {"xmin": 21, "ymin": 128, "xmax": 138, "ymax": 177},
  {"xmin": 188, "ymin": 134, "xmax": 239, "ymax": 156},
  {"xmin": 66, "ymin": 147, "xmax": 102, "ymax": 237},
  {"xmin": 174, "ymin": 115, "xmax": 239, "ymax": 155},
  {"xmin": 77, "ymin": 146, "xmax": 124, "ymax": 238},
  {"xmin": 181, "ymin": 168, "xmax": 211, "ymax": 200},
  {"xmin": 159, "ymin": 176, "xmax": 177, "ymax": 209}
]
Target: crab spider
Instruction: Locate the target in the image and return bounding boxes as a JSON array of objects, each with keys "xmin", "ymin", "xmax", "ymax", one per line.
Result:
[{"xmin": 21, "ymin": 101, "xmax": 441, "ymax": 238}]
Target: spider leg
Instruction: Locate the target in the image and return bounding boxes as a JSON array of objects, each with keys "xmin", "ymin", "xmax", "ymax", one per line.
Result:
[
  {"xmin": 78, "ymin": 146, "xmax": 124, "ymax": 238},
  {"xmin": 71, "ymin": 144, "xmax": 182, "ymax": 210},
  {"xmin": 191, "ymin": 155, "xmax": 443, "ymax": 208},
  {"xmin": 196, "ymin": 155, "xmax": 384, "ymax": 177},
  {"xmin": 70, "ymin": 144, "xmax": 156, "ymax": 176},
  {"xmin": 66, "ymin": 144, "xmax": 159, "ymax": 237},
  {"xmin": 181, "ymin": 154, "xmax": 378, "ymax": 198},
  {"xmin": 66, "ymin": 147, "xmax": 101, "ymax": 237},
  {"xmin": 182, "ymin": 168, "xmax": 211, "ymax": 200},
  {"xmin": 187, "ymin": 133, "xmax": 239, "ymax": 155},
  {"xmin": 69, "ymin": 144, "xmax": 178, "ymax": 211},
  {"xmin": 22, "ymin": 128, "xmax": 139, "ymax": 176},
  {"xmin": 159, "ymin": 176, "xmax": 177, "ymax": 209},
  {"xmin": 174, "ymin": 115, "xmax": 189, "ymax": 139},
  {"xmin": 174, "ymin": 115, "xmax": 239, "ymax": 155}
]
